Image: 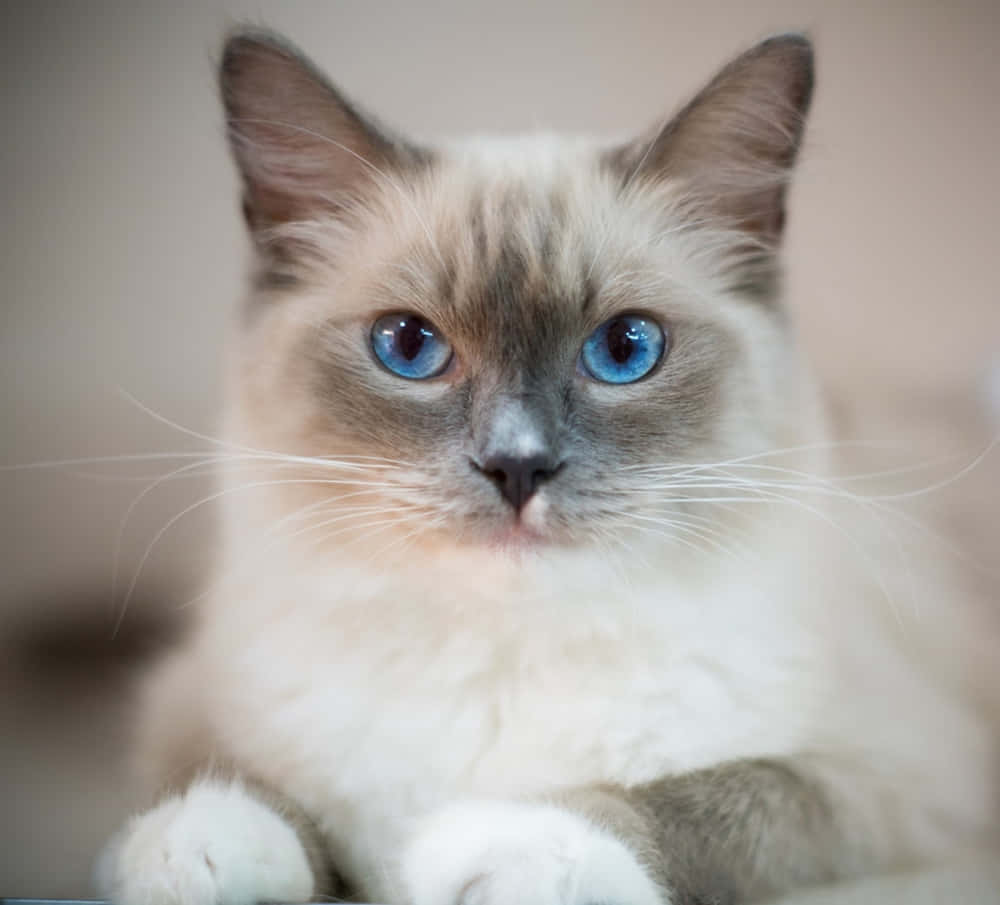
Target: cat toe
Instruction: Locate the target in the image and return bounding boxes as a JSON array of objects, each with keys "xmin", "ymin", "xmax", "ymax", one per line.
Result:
[
  {"xmin": 97, "ymin": 777, "xmax": 315, "ymax": 905},
  {"xmin": 400, "ymin": 800, "xmax": 666, "ymax": 905}
]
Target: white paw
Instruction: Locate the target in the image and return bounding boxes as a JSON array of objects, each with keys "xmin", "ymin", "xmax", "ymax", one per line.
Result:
[
  {"xmin": 401, "ymin": 800, "xmax": 666, "ymax": 905},
  {"xmin": 97, "ymin": 777, "xmax": 315, "ymax": 905}
]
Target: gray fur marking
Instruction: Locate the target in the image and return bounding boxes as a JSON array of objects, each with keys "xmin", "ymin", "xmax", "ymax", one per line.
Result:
[{"xmin": 562, "ymin": 759, "xmax": 848, "ymax": 905}]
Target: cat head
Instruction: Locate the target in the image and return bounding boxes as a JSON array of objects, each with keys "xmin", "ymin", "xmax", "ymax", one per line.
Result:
[{"xmin": 218, "ymin": 29, "xmax": 816, "ymax": 562}]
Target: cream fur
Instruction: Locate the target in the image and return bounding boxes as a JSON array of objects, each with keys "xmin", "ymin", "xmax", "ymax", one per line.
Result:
[
  {"xmin": 139, "ymin": 512, "xmax": 993, "ymax": 900},
  {"xmin": 103, "ymin": 39, "xmax": 1000, "ymax": 903},
  {"xmin": 98, "ymin": 777, "xmax": 315, "ymax": 905}
]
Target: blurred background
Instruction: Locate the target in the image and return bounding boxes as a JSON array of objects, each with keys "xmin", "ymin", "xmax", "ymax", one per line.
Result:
[{"xmin": 2, "ymin": 0, "xmax": 998, "ymax": 897}]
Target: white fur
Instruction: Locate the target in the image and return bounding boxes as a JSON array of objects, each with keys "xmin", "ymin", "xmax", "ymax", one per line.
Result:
[
  {"xmin": 97, "ymin": 777, "xmax": 314, "ymax": 905},
  {"xmin": 104, "ymin": 133, "xmax": 999, "ymax": 903},
  {"xmin": 401, "ymin": 800, "xmax": 666, "ymax": 905},
  {"xmin": 123, "ymin": 494, "xmax": 995, "ymax": 903}
]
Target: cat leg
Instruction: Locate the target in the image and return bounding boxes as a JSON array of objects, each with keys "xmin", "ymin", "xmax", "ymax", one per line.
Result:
[
  {"xmin": 400, "ymin": 758, "xmax": 858, "ymax": 905},
  {"xmin": 579, "ymin": 759, "xmax": 851, "ymax": 905},
  {"xmin": 97, "ymin": 770, "xmax": 336, "ymax": 905},
  {"xmin": 401, "ymin": 797, "xmax": 666, "ymax": 905}
]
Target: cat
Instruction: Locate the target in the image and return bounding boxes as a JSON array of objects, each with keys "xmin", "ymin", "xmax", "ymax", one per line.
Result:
[{"xmin": 97, "ymin": 27, "xmax": 999, "ymax": 905}]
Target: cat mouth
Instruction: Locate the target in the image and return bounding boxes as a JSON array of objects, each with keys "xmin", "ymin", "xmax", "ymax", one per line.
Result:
[
  {"xmin": 480, "ymin": 495, "xmax": 556, "ymax": 552},
  {"xmin": 487, "ymin": 519, "xmax": 547, "ymax": 550}
]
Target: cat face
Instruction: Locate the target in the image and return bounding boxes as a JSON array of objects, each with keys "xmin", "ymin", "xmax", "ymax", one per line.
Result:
[{"xmin": 220, "ymin": 32, "xmax": 814, "ymax": 556}]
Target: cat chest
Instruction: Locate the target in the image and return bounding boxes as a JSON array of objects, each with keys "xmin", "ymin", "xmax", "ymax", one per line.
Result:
[
  {"xmin": 218, "ymin": 612, "xmax": 813, "ymax": 811},
  {"xmin": 205, "ymin": 598, "xmax": 817, "ymax": 897}
]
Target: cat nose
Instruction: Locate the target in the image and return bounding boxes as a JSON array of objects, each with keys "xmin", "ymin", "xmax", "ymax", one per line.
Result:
[{"xmin": 477, "ymin": 453, "xmax": 561, "ymax": 512}]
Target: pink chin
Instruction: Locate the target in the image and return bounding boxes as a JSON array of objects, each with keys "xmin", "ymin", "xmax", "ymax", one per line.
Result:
[{"xmin": 484, "ymin": 497, "xmax": 555, "ymax": 552}]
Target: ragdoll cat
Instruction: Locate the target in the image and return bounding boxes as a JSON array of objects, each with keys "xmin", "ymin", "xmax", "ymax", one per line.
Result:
[{"xmin": 98, "ymin": 28, "xmax": 999, "ymax": 905}]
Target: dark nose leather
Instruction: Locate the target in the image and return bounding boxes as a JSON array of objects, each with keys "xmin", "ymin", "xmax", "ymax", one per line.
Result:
[{"xmin": 478, "ymin": 453, "xmax": 560, "ymax": 512}]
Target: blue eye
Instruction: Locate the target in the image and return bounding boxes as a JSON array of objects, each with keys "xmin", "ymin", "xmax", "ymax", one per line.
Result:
[
  {"xmin": 371, "ymin": 313, "xmax": 452, "ymax": 379},
  {"xmin": 580, "ymin": 315, "xmax": 666, "ymax": 384}
]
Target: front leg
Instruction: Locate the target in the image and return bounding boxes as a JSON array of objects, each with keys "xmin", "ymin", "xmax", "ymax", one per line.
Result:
[
  {"xmin": 97, "ymin": 771, "xmax": 337, "ymax": 905},
  {"xmin": 402, "ymin": 759, "xmax": 853, "ymax": 905},
  {"xmin": 402, "ymin": 799, "xmax": 666, "ymax": 905},
  {"xmin": 581, "ymin": 760, "xmax": 849, "ymax": 905}
]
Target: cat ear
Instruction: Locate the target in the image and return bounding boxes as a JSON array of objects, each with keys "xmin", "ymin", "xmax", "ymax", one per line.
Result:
[
  {"xmin": 607, "ymin": 34, "xmax": 814, "ymax": 244},
  {"xmin": 220, "ymin": 30, "xmax": 429, "ymax": 232}
]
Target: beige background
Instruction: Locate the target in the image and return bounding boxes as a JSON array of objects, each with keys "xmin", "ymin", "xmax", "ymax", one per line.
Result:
[{"xmin": 2, "ymin": 0, "xmax": 998, "ymax": 898}]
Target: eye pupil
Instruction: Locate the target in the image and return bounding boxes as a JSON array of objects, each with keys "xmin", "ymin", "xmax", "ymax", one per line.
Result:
[
  {"xmin": 580, "ymin": 314, "xmax": 666, "ymax": 384},
  {"xmin": 371, "ymin": 312, "xmax": 452, "ymax": 380},
  {"xmin": 606, "ymin": 319, "xmax": 635, "ymax": 364},
  {"xmin": 398, "ymin": 318, "xmax": 426, "ymax": 361}
]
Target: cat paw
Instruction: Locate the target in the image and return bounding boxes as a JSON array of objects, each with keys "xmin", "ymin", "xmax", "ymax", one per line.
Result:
[
  {"xmin": 400, "ymin": 800, "xmax": 666, "ymax": 905},
  {"xmin": 96, "ymin": 777, "xmax": 315, "ymax": 905}
]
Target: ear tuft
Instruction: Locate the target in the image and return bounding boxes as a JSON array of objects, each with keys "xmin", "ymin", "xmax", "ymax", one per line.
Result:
[
  {"xmin": 608, "ymin": 33, "xmax": 815, "ymax": 245},
  {"xmin": 220, "ymin": 28, "xmax": 428, "ymax": 233}
]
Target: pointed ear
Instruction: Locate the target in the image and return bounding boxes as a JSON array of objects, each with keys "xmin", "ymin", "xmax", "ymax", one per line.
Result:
[
  {"xmin": 220, "ymin": 30, "xmax": 430, "ymax": 232},
  {"xmin": 606, "ymin": 34, "xmax": 814, "ymax": 244}
]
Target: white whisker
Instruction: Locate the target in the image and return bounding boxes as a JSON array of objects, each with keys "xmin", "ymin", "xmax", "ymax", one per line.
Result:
[{"xmin": 115, "ymin": 476, "xmax": 427, "ymax": 634}]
